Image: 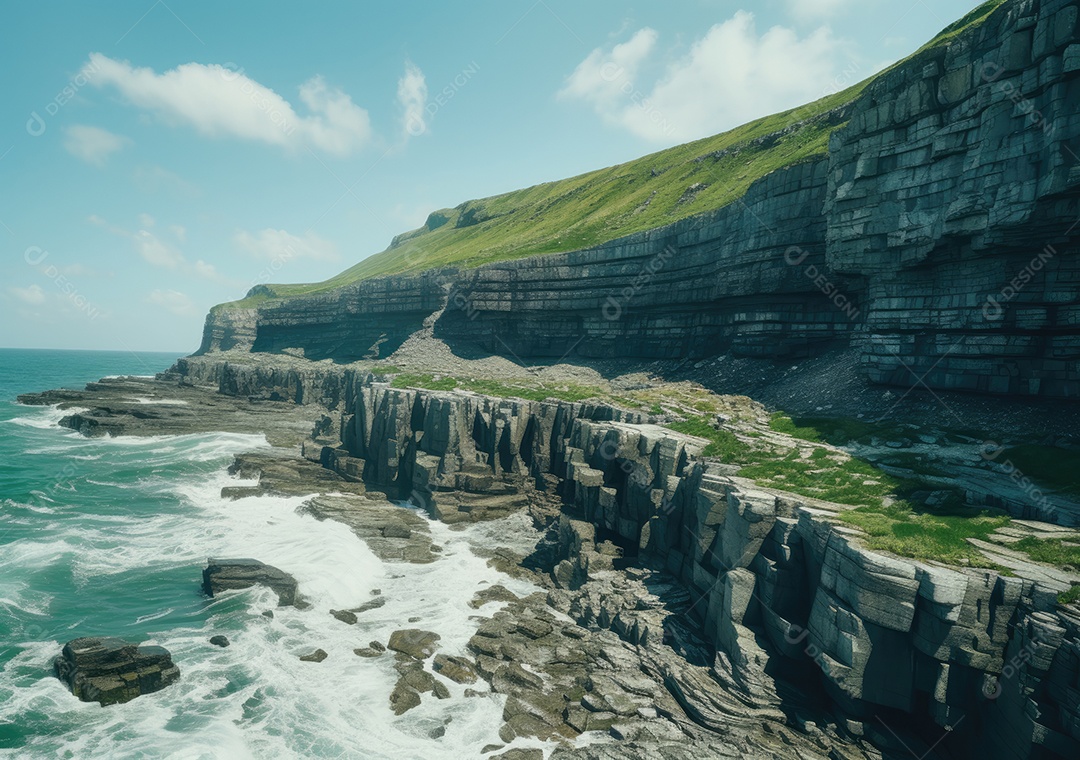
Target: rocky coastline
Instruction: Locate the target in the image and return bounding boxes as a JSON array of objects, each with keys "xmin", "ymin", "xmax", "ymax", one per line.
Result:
[{"xmin": 20, "ymin": 354, "xmax": 1080, "ymax": 759}]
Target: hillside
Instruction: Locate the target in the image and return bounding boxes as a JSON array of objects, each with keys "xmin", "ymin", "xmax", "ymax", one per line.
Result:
[{"xmin": 221, "ymin": 0, "xmax": 1008, "ymax": 308}]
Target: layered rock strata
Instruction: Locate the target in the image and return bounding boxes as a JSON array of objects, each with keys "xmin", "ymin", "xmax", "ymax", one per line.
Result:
[
  {"xmin": 305, "ymin": 379, "xmax": 1080, "ymax": 759},
  {"xmin": 54, "ymin": 637, "xmax": 180, "ymax": 706},
  {"xmin": 199, "ymin": 0, "xmax": 1080, "ymax": 399}
]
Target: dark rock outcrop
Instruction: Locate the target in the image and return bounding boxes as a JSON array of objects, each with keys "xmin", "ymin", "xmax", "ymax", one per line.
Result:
[
  {"xmin": 54, "ymin": 637, "xmax": 180, "ymax": 706},
  {"xmin": 202, "ymin": 558, "xmax": 299, "ymax": 607}
]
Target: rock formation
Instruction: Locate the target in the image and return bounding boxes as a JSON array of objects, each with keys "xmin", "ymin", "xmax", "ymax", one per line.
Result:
[
  {"xmin": 197, "ymin": 0, "xmax": 1080, "ymax": 400},
  {"xmin": 54, "ymin": 637, "xmax": 180, "ymax": 706},
  {"xmin": 308, "ymin": 380, "xmax": 1080, "ymax": 758},
  {"xmin": 202, "ymin": 558, "xmax": 300, "ymax": 606}
]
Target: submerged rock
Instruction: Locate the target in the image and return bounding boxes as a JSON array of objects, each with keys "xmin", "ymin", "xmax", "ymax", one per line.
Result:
[
  {"xmin": 202, "ymin": 558, "xmax": 299, "ymax": 607},
  {"xmin": 330, "ymin": 609, "xmax": 358, "ymax": 625},
  {"xmin": 54, "ymin": 637, "xmax": 180, "ymax": 706}
]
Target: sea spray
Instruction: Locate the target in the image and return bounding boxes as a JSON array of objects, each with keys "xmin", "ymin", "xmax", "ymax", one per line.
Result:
[{"xmin": 1, "ymin": 372, "xmax": 551, "ymax": 758}]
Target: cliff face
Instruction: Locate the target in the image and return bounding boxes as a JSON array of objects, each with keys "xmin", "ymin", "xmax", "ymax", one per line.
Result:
[
  {"xmin": 200, "ymin": 0, "xmax": 1080, "ymax": 398},
  {"xmin": 256, "ymin": 370, "xmax": 1078, "ymax": 759}
]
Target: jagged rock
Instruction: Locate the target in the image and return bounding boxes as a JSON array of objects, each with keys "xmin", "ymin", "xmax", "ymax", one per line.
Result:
[
  {"xmin": 299, "ymin": 649, "xmax": 328, "ymax": 663},
  {"xmin": 389, "ymin": 681, "xmax": 422, "ymax": 715},
  {"xmin": 330, "ymin": 609, "xmax": 358, "ymax": 625},
  {"xmin": 470, "ymin": 584, "xmax": 521, "ymax": 608},
  {"xmin": 491, "ymin": 750, "xmax": 543, "ymax": 760},
  {"xmin": 202, "ymin": 558, "xmax": 299, "ymax": 607},
  {"xmin": 387, "ymin": 629, "xmax": 441, "ymax": 659},
  {"xmin": 433, "ymin": 654, "xmax": 479, "ymax": 684},
  {"xmin": 54, "ymin": 637, "xmax": 180, "ymax": 706},
  {"xmin": 354, "ymin": 640, "xmax": 386, "ymax": 658}
]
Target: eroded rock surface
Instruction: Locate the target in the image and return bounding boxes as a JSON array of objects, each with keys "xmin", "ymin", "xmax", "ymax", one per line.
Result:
[
  {"xmin": 202, "ymin": 558, "xmax": 300, "ymax": 607},
  {"xmin": 54, "ymin": 637, "xmax": 180, "ymax": 706}
]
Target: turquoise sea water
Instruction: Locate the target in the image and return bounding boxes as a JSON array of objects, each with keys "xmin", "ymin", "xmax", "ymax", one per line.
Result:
[{"xmin": 0, "ymin": 349, "xmax": 544, "ymax": 759}]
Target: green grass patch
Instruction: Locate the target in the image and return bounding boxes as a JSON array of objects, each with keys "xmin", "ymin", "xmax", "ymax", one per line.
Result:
[
  {"xmin": 389, "ymin": 373, "xmax": 606, "ymax": 403},
  {"xmin": 667, "ymin": 416, "xmax": 751, "ymax": 462},
  {"xmin": 997, "ymin": 445, "xmax": 1080, "ymax": 495},
  {"xmin": 838, "ymin": 502, "xmax": 1010, "ymax": 567},
  {"xmin": 768, "ymin": 413, "xmax": 912, "ymax": 446},
  {"xmin": 391, "ymin": 373, "xmax": 458, "ymax": 391},
  {"xmin": 739, "ymin": 449, "xmax": 899, "ymax": 506},
  {"xmin": 768, "ymin": 412, "xmax": 824, "ymax": 442},
  {"xmin": 1011, "ymin": 537, "xmax": 1080, "ymax": 568},
  {"xmin": 1059, "ymin": 585, "xmax": 1080, "ymax": 606}
]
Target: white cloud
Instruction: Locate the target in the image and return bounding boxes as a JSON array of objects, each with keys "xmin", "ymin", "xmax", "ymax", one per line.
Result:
[
  {"xmin": 89, "ymin": 214, "xmax": 186, "ymax": 269},
  {"xmin": 559, "ymin": 28, "xmax": 658, "ymax": 107},
  {"xmin": 147, "ymin": 289, "xmax": 197, "ymax": 316},
  {"xmin": 63, "ymin": 125, "xmax": 130, "ymax": 166},
  {"xmin": 169, "ymin": 224, "xmax": 187, "ymax": 242},
  {"xmin": 133, "ymin": 229, "xmax": 184, "ymax": 269},
  {"xmin": 398, "ymin": 60, "xmax": 428, "ymax": 137},
  {"xmin": 138, "ymin": 213, "xmax": 156, "ymax": 228},
  {"xmin": 560, "ymin": 13, "xmax": 848, "ymax": 142},
  {"xmin": 194, "ymin": 259, "xmax": 221, "ymax": 280},
  {"xmin": 9, "ymin": 284, "xmax": 45, "ymax": 305},
  {"xmin": 233, "ymin": 228, "xmax": 340, "ymax": 263},
  {"xmin": 87, "ymin": 53, "xmax": 372, "ymax": 155}
]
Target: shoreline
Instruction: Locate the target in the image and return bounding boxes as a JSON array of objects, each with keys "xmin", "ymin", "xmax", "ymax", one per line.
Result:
[{"xmin": 15, "ymin": 358, "xmax": 1080, "ymax": 759}]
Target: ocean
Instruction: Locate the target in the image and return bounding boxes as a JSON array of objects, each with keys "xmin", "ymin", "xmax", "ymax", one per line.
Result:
[{"xmin": 0, "ymin": 349, "xmax": 544, "ymax": 759}]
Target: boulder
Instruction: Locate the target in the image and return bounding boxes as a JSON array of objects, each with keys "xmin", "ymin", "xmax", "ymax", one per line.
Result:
[
  {"xmin": 209, "ymin": 635, "xmax": 230, "ymax": 648},
  {"xmin": 54, "ymin": 637, "xmax": 180, "ymax": 706},
  {"xmin": 202, "ymin": 558, "xmax": 299, "ymax": 607},
  {"xmin": 299, "ymin": 649, "xmax": 328, "ymax": 663},
  {"xmin": 387, "ymin": 629, "xmax": 441, "ymax": 659}
]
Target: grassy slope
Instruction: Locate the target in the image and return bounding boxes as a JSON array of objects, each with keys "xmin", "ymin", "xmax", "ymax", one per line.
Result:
[{"xmin": 221, "ymin": 0, "xmax": 1007, "ymax": 309}]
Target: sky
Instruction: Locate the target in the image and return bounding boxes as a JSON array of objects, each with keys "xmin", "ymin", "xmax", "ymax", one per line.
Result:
[{"xmin": 1, "ymin": 0, "xmax": 984, "ymax": 352}]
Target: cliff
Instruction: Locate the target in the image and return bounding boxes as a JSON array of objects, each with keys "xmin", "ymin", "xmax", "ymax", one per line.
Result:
[
  {"xmin": 198, "ymin": 0, "xmax": 1080, "ymax": 400},
  {"xmin": 177, "ymin": 357, "xmax": 1080, "ymax": 758}
]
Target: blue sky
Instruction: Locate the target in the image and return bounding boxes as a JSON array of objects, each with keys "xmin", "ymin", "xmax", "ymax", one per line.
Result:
[{"xmin": 1, "ymin": 0, "xmax": 982, "ymax": 352}]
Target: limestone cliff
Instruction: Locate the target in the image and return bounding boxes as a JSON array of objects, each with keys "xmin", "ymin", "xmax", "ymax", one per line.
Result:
[
  {"xmin": 250, "ymin": 367, "xmax": 1080, "ymax": 758},
  {"xmin": 198, "ymin": 0, "xmax": 1080, "ymax": 400}
]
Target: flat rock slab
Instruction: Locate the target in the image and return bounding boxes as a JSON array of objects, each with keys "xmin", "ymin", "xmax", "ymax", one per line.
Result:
[
  {"xmin": 203, "ymin": 558, "xmax": 300, "ymax": 607},
  {"xmin": 54, "ymin": 637, "xmax": 180, "ymax": 706}
]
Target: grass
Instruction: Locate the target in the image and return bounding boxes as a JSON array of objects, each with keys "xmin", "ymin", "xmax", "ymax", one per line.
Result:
[
  {"xmin": 997, "ymin": 445, "xmax": 1080, "ymax": 495},
  {"xmin": 739, "ymin": 449, "xmax": 900, "ymax": 506},
  {"xmin": 768, "ymin": 412, "xmax": 826, "ymax": 442},
  {"xmin": 837, "ymin": 502, "xmax": 1010, "ymax": 567},
  {"xmin": 217, "ymin": 0, "xmax": 1010, "ymax": 310},
  {"xmin": 667, "ymin": 416, "xmax": 751, "ymax": 462},
  {"xmin": 1011, "ymin": 537, "xmax": 1080, "ymax": 568},
  {"xmin": 389, "ymin": 373, "xmax": 606, "ymax": 403},
  {"xmin": 1059, "ymin": 585, "xmax": 1080, "ymax": 606}
]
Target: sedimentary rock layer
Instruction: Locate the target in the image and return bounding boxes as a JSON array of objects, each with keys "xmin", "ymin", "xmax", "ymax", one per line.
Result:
[
  {"xmin": 199, "ymin": 0, "xmax": 1080, "ymax": 399},
  {"xmin": 298, "ymin": 377, "xmax": 1080, "ymax": 759}
]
